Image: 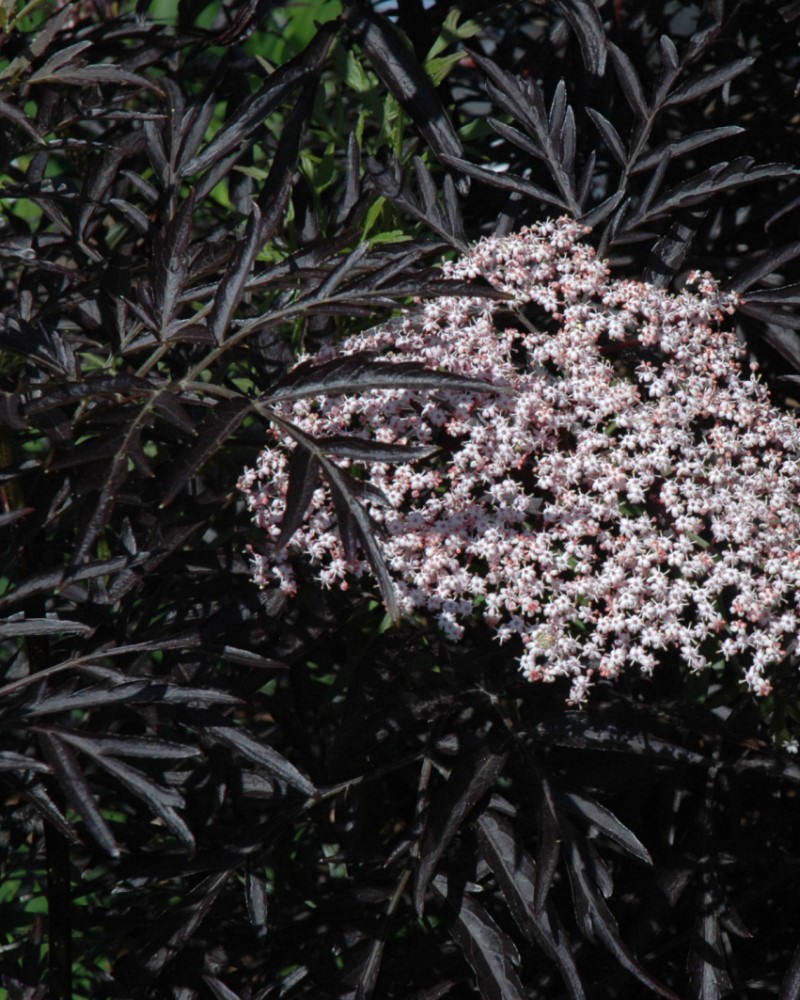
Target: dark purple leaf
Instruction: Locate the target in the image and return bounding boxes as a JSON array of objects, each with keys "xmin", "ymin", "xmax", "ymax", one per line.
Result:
[
  {"xmin": 778, "ymin": 939, "xmax": 800, "ymax": 1000},
  {"xmin": 37, "ymin": 732, "xmax": 120, "ymax": 858},
  {"xmin": 607, "ymin": 42, "xmax": 649, "ymax": 121},
  {"xmin": 534, "ymin": 768, "xmax": 561, "ymax": 914},
  {"xmin": 649, "ymin": 160, "xmax": 800, "ymax": 218},
  {"xmin": 586, "ymin": 109, "xmax": 627, "ymax": 167},
  {"xmin": 267, "ymin": 353, "xmax": 503, "ymax": 404},
  {"xmin": 275, "ymin": 446, "xmax": 322, "ymax": 551},
  {"xmin": 688, "ymin": 883, "xmax": 732, "ymax": 998},
  {"xmin": 744, "ymin": 283, "xmax": 800, "ymax": 305},
  {"xmin": 208, "ymin": 204, "xmax": 265, "ymax": 344},
  {"xmin": 488, "ymin": 118, "xmax": 543, "ymax": 162},
  {"xmin": 432, "ymin": 874, "xmax": 526, "ymax": 1000},
  {"xmin": 343, "ymin": 6, "xmax": 464, "ymax": 183},
  {"xmin": 203, "ymin": 977, "xmax": 242, "ymax": 1000},
  {"xmin": 728, "ymin": 242, "xmax": 800, "ymax": 294},
  {"xmin": 477, "ymin": 811, "xmax": 586, "ymax": 1000},
  {"xmin": 0, "ymin": 98, "xmax": 44, "ymax": 144},
  {"xmin": 439, "ymin": 154, "xmax": 569, "ymax": 212},
  {"xmin": 632, "ymin": 127, "xmax": 745, "ymax": 173},
  {"xmin": 664, "ymin": 57, "xmax": 755, "ymax": 107},
  {"xmin": 257, "ymin": 80, "xmax": 317, "ymax": 242},
  {"xmin": 532, "ymin": 713, "xmax": 708, "ymax": 765},
  {"xmin": 181, "ymin": 23, "xmax": 337, "ymax": 176},
  {"xmin": 739, "ymin": 302, "xmax": 800, "ymax": 330},
  {"xmin": 413, "ymin": 747, "xmax": 507, "ymax": 915},
  {"xmin": 0, "ymin": 752, "xmax": 49, "ymax": 773},
  {"xmin": 557, "ymin": 790, "xmax": 652, "ymax": 865},
  {"xmin": 143, "ymin": 871, "xmax": 230, "ymax": 974},
  {"xmin": 244, "ymin": 867, "xmax": 268, "ymax": 942},
  {"xmin": 0, "ymin": 617, "xmax": 94, "ymax": 638},
  {"xmin": 58, "ymin": 733, "xmax": 194, "ymax": 851},
  {"xmin": 18, "ymin": 780, "xmax": 81, "ymax": 845},
  {"xmin": 318, "ymin": 436, "xmax": 438, "ymax": 463},
  {"xmin": 562, "ymin": 826, "xmax": 679, "ymax": 998},
  {"xmin": 161, "ymin": 397, "xmax": 252, "ymax": 507},
  {"xmin": 553, "ymin": 0, "xmax": 606, "ymax": 75},
  {"xmin": 205, "ymin": 725, "xmax": 316, "ymax": 797}
]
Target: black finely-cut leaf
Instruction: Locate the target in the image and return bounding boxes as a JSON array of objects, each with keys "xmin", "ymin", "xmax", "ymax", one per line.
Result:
[
  {"xmin": 152, "ymin": 392, "xmax": 196, "ymax": 436},
  {"xmin": 210, "ymin": 646, "xmax": 287, "ymax": 670},
  {"xmin": 660, "ymin": 35, "xmax": 679, "ymax": 70},
  {"xmin": 333, "ymin": 131, "xmax": 362, "ymax": 230},
  {"xmin": 181, "ymin": 23, "xmax": 337, "ymax": 176},
  {"xmin": 440, "ymin": 154, "xmax": 570, "ymax": 212},
  {"xmin": 30, "ymin": 63, "xmax": 159, "ymax": 90},
  {"xmin": 244, "ymin": 866, "xmax": 268, "ymax": 942},
  {"xmin": 319, "ymin": 436, "xmax": 438, "ymax": 463},
  {"xmin": 57, "ymin": 734, "xmax": 201, "ymax": 760},
  {"xmin": 17, "ymin": 780, "xmax": 80, "ymax": 845},
  {"xmin": 0, "ymin": 752, "xmax": 49, "ymax": 773},
  {"xmin": 607, "ymin": 42, "xmax": 649, "ymax": 121},
  {"xmin": 143, "ymin": 871, "xmax": 230, "ymax": 974},
  {"xmin": 175, "ymin": 94, "xmax": 218, "ymax": 175},
  {"xmin": 366, "ymin": 158, "xmax": 467, "ymax": 249},
  {"xmin": 0, "ymin": 558, "xmax": 129, "ymax": 611},
  {"xmin": 562, "ymin": 826, "xmax": 679, "ymax": 999},
  {"xmin": 0, "ymin": 617, "xmax": 94, "ymax": 638},
  {"xmin": 468, "ymin": 49, "xmax": 547, "ymax": 135},
  {"xmin": 275, "ymin": 447, "xmax": 322, "ymax": 551},
  {"xmin": 477, "ymin": 811, "xmax": 586, "ymax": 1000},
  {"xmin": 642, "ymin": 206, "xmax": 708, "ymax": 288},
  {"xmin": 0, "ymin": 98, "xmax": 44, "ymax": 144},
  {"xmin": 267, "ymin": 352, "xmax": 504, "ymax": 405},
  {"xmin": 153, "ymin": 189, "xmax": 196, "ymax": 334},
  {"xmin": 532, "ymin": 713, "xmax": 708, "ymax": 765},
  {"xmin": 412, "ymin": 747, "xmax": 507, "ymax": 915},
  {"xmin": 432, "ymin": 874, "xmax": 526, "ymax": 1000},
  {"xmin": 553, "ymin": 0, "xmax": 606, "ymax": 75},
  {"xmin": 258, "ymin": 79, "xmax": 317, "ymax": 242},
  {"xmin": 313, "ymin": 242, "xmax": 372, "ymax": 300},
  {"xmin": 745, "ymin": 283, "xmax": 800, "ymax": 305},
  {"xmin": 203, "ymin": 977, "xmax": 242, "ymax": 1000},
  {"xmin": 347, "ymin": 936, "xmax": 386, "ymax": 1000},
  {"xmin": 586, "ymin": 109, "xmax": 627, "ymax": 167},
  {"xmin": 632, "ymin": 127, "xmax": 745, "ymax": 174},
  {"xmin": 208, "ymin": 204, "xmax": 265, "ymax": 344},
  {"xmin": 534, "ymin": 767, "xmax": 561, "ymax": 914},
  {"xmin": 727, "ymin": 241, "xmax": 800, "ymax": 294},
  {"xmin": 205, "ymin": 725, "xmax": 316, "ymax": 797},
  {"xmin": 319, "ymin": 448, "xmax": 398, "ymax": 620},
  {"xmin": 738, "ymin": 302, "xmax": 800, "ymax": 330},
  {"xmin": 399, "ymin": 985, "xmax": 456, "ymax": 1000},
  {"xmin": 664, "ymin": 57, "xmax": 755, "ymax": 107},
  {"xmin": 488, "ymin": 118, "xmax": 543, "ymax": 162},
  {"xmin": 79, "ymin": 131, "xmax": 144, "ymax": 241},
  {"xmin": 161, "ymin": 397, "xmax": 252, "ymax": 507},
  {"xmin": 37, "ymin": 732, "xmax": 120, "ymax": 858},
  {"xmin": 109, "ymin": 197, "xmax": 150, "ymax": 233},
  {"xmin": 778, "ymin": 938, "xmax": 800, "ymax": 1000},
  {"xmin": 22, "ymin": 681, "xmax": 240, "ymax": 717},
  {"xmin": 557, "ymin": 789, "xmax": 652, "ymax": 865},
  {"xmin": 57, "ymin": 732, "xmax": 195, "ymax": 851},
  {"xmin": 580, "ymin": 190, "xmax": 626, "ymax": 228},
  {"xmin": 758, "ymin": 326, "xmax": 800, "ymax": 373},
  {"xmin": 689, "ymin": 882, "xmax": 733, "ymax": 998},
  {"xmin": 343, "ymin": 4, "xmax": 464, "ymax": 188},
  {"xmin": 649, "ymin": 160, "xmax": 800, "ymax": 218}
]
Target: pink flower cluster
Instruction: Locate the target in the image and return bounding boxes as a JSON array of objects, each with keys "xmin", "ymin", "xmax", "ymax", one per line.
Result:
[{"xmin": 239, "ymin": 218, "xmax": 800, "ymax": 703}]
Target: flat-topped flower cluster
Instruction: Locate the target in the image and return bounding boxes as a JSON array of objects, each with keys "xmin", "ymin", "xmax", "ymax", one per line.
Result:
[{"xmin": 239, "ymin": 218, "xmax": 800, "ymax": 703}]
